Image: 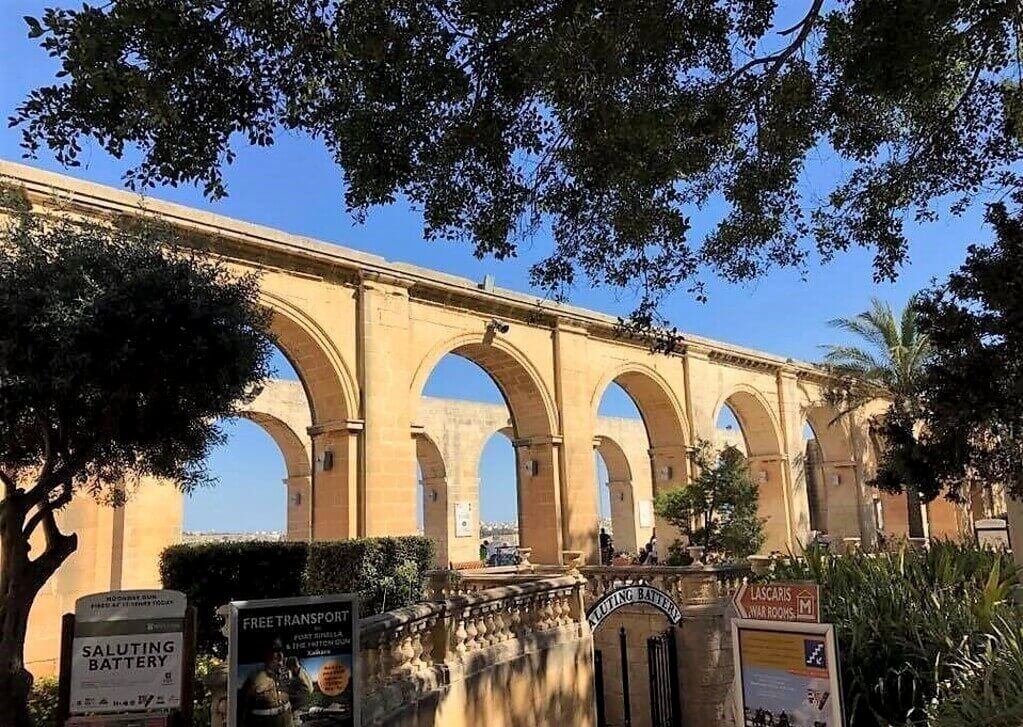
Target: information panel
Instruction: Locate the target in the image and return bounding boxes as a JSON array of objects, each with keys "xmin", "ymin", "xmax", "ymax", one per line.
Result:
[
  {"xmin": 69, "ymin": 590, "xmax": 187, "ymax": 715},
  {"xmin": 228, "ymin": 594, "xmax": 359, "ymax": 727},
  {"xmin": 732, "ymin": 619, "xmax": 843, "ymax": 727}
]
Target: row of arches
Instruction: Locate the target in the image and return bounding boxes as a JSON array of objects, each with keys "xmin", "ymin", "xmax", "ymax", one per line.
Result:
[{"xmin": 186, "ymin": 297, "xmax": 895, "ymax": 563}]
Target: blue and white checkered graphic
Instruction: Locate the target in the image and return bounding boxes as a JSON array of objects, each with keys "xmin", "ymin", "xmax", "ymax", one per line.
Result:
[{"xmin": 804, "ymin": 639, "xmax": 826, "ymax": 668}]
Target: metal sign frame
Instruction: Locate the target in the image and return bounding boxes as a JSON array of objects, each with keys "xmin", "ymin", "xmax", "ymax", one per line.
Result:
[
  {"xmin": 227, "ymin": 593, "xmax": 360, "ymax": 727},
  {"xmin": 586, "ymin": 585, "xmax": 682, "ymax": 630},
  {"xmin": 731, "ymin": 618, "xmax": 844, "ymax": 727}
]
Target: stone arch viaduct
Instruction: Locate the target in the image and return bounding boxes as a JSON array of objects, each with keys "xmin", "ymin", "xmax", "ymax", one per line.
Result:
[{"xmin": 2, "ymin": 161, "xmax": 967, "ymax": 572}]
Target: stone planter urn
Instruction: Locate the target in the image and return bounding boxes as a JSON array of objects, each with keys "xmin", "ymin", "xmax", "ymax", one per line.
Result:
[
  {"xmin": 686, "ymin": 545, "xmax": 706, "ymax": 566},
  {"xmin": 517, "ymin": 547, "xmax": 533, "ymax": 566},
  {"xmin": 747, "ymin": 555, "xmax": 772, "ymax": 576},
  {"xmin": 842, "ymin": 537, "xmax": 862, "ymax": 554},
  {"xmin": 562, "ymin": 550, "xmax": 585, "ymax": 569}
]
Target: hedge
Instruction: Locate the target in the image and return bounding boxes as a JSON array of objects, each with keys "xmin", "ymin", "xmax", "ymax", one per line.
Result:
[
  {"xmin": 305, "ymin": 536, "xmax": 436, "ymax": 614},
  {"xmin": 160, "ymin": 536, "xmax": 434, "ymax": 656}
]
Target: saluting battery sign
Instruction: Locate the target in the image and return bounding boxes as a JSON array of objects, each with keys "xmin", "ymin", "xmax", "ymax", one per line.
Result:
[{"xmin": 69, "ymin": 590, "xmax": 186, "ymax": 714}]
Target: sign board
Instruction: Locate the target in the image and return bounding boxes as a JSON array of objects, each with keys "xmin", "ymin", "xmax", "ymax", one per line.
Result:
[
  {"xmin": 976, "ymin": 518, "xmax": 1010, "ymax": 550},
  {"xmin": 586, "ymin": 585, "xmax": 682, "ymax": 630},
  {"xmin": 732, "ymin": 619, "xmax": 844, "ymax": 727},
  {"xmin": 638, "ymin": 500, "xmax": 654, "ymax": 528},
  {"xmin": 69, "ymin": 590, "xmax": 187, "ymax": 715},
  {"xmin": 455, "ymin": 501, "xmax": 473, "ymax": 537},
  {"xmin": 733, "ymin": 581, "xmax": 820, "ymax": 623},
  {"xmin": 228, "ymin": 594, "xmax": 359, "ymax": 727}
]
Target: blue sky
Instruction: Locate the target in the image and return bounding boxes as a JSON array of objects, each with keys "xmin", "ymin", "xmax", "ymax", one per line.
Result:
[{"xmin": 0, "ymin": 1, "xmax": 996, "ymax": 531}]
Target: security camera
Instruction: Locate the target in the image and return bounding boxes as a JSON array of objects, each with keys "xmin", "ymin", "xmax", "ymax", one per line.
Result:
[{"xmin": 488, "ymin": 319, "xmax": 510, "ymax": 334}]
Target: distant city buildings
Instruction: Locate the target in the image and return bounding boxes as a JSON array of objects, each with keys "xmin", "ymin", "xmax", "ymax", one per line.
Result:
[{"xmin": 180, "ymin": 530, "xmax": 285, "ymax": 544}]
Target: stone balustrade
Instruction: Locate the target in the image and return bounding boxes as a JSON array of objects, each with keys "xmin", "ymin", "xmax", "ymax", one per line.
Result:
[
  {"xmin": 579, "ymin": 563, "xmax": 748, "ymax": 612},
  {"xmin": 428, "ymin": 562, "xmax": 749, "ymax": 614},
  {"xmin": 360, "ymin": 572, "xmax": 588, "ymax": 724}
]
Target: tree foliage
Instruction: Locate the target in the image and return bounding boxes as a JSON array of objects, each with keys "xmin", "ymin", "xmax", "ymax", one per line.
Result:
[
  {"xmin": 0, "ymin": 211, "xmax": 272, "ymax": 725},
  {"xmin": 653, "ymin": 441, "xmax": 764, "ymax": 560},
  {"xmin": 876, "ymin": 199, "xmax": 1023, "ymax": 502},
  {"xmin": 821, "ymin": 297, "xmax": 931, "ymax": 416},
  {"xmin": 10, "ymin": 0, "xmax": 1023, "ymax": 335}
]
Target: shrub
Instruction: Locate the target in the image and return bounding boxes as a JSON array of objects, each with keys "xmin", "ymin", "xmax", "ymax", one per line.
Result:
[
  {"xmin": 160, "ymin": 541, "xmax": 309, "ymax": 656},
  {"xmin": 770, "ymin": 540, "xmax": 1020, "ymax": 726},
  {"xmin": 927, "ymin": 614, "xmax": 1023, "ymax": 727},
  {"xmin": 305, "ymin": 536, "xmax": 435, "ymax": 613},
  {"xmin": 190, "ymin": 653, "xmax": 223, "ymax": 727},
  {"xmin": 28, "ymin": 677, "xmax": 57, "ymax": 727},
  {"xmin": 160, "ymin": 536, "xmax": 435, "ymax": 655}
]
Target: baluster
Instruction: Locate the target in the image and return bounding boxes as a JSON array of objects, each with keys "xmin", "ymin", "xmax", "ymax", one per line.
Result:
[
  {"xmin": 420, "ymin": 619, "xmax": 435, "ymax": 667},
  {"xmin": 453, "ymin": 617, "xmax": 468, "ymax": 655},
  {"xmin": 465, "ymin": 614, "xmax": 479, "ymax": 652}
]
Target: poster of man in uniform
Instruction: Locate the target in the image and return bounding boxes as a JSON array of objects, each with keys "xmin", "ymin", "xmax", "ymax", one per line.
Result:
[
  {"xmin": 732, "ymin": 619, "xmax": 844, "ymax": 727},
  {"xmin": 68, "ymin": 589, "xmax": 187, "ymax": 715},
  {"xmin": 227, "ymin": 594, "xmax": 359, "ymax": 727}
]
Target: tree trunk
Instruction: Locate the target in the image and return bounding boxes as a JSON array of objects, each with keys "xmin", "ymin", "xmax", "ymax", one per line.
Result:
[{"xmin": 0, "ymin": 495, "xmax": 74, "ymax": 727}]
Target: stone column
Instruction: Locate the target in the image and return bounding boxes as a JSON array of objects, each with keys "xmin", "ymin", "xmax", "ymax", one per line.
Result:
[
  {"xmin": 649, "ymin": 444, "xmax": 690, "ymax": 555},
  {"xmin": 284, "ymin": 474, "xmax": 312, "ymax": 541},
  {"xmin": 552, "ymin": 322, "xmax": 598, "ymax": 562},
  {"xmin": 420, "ymin": 475, "xmax": 448, "ymax": 565},
  {"xmin": 747, "ymin": 455, "xmax": 789, "ymax": 553},
  {"xmin": 358, "ymin": 274, "xmax": 417, "ymax": 538},
  {"xmin": 1008, "ymin": 496, "xmax": 1023, "ymax": 575},
  {"xmin": 515, "ymin": 436, "xmax": 564, "ymax": 564},
  {"xmin": 819, "ymin": 460, "xmax": 861, "ymax": 542},
  {"xmin": 606, "ymin": 478, "xmax": 637, "ymax": 555},
  {"xmin": 309, "ymin": 423, "xmax": 360, "ymax": 540}
]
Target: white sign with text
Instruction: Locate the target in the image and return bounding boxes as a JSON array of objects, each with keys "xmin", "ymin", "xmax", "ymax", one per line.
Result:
[{"xmin": 69, "ymin": 590, "xmax": 186, "ymax": 714}]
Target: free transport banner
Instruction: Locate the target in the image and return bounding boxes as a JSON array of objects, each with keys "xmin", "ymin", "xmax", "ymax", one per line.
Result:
[
  {"xmin": 228, "ymin": 594, "xmax": 360, "ymax": 727},
  {"xmin": 732, "ymin": 619, "xmax": 843, "ymax": 727},
  {"xmin": 69, "ymin": 590, "xmax": 187, "ymax": 714}
]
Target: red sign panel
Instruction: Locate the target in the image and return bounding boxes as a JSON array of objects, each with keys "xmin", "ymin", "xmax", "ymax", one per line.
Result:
[{"xmin": 733, "ymin": 581, "xmax": 820, "ymax": 622}]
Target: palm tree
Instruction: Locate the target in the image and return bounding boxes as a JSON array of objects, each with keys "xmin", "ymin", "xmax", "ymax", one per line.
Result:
[
  {"xmin": 820, "ymin": 297, "xmax": 931, "ymax": 416},
  {"xmin": 821, "ymin": 297, "xmax": 932, "ymax": 537}
]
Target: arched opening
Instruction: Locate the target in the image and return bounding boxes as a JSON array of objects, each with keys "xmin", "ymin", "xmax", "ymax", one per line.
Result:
[
  {"xmin": 189, "ymin": 348, "xmax": 312, "ymax": 540},
  {"xmin": 479, "ymin": 429, "xmax": 519, "ymax": 564},
  {"xmin": 416, "ymin": 344, "xmax": 552, "ymax": 563},
  {"xmin": 415, "ymin": 433, "xmax": 447, "ymax": 553},
  {"xmin": 802, "ymin": 405, "xmax": 865, "ymax": 543},
  {"xmin": 262, "ymin": 301, "xmax": 356, "ymax": 541},
  {"xmin": 593, "ymin": 435, "xmax": 636, "ymax": 558},
  {"xmin": 593, "ymin": 370, "xmax": 688, "ymax": 562},
  {"xmin": 716, "ymin": 390, "xmax": 788, "ymax": 553}
]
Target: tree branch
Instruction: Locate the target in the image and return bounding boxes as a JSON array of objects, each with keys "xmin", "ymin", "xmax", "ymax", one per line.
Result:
[
  {"xmin": 727, "ymin": 0, "xmax": 824, "ymax": 85},
  {"xmin": 22, "ymin": 483, "xmax": 73, "ymax": 540},
  {"xmin": 27, "ymin": 501, "xmax": 78, "ymax": 591}
]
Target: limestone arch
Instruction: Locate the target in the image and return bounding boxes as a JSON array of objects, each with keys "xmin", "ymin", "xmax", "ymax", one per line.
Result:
[
  {"xmin": 714, "ymin": 385, "xmax": 789, "ymax": 552},
  {"xmin": 260, "ymin": 291, "xmax": 357, "ymax": 425},
  {"xmin": 415, "ymin": 432, "xmax": 448, "ymax": 563},
  {"xmin": 713, "ymin": 385, "xmax": 784, "ymax": 458},
  {"xmin": 410, "ymin": 333, "xmax": 558, "ymax": 438},
  {"xmin": 239, "ymin": 411, "xmax": 311, "ymax": 478},
  {"xmin": 259, "ymin": 292, "xmax": 358, "ymax": 539},
  {"xmin": 410, "ymin": 334, "xmax": 562, "ymax": 563},
  {"xmin": 800, "ymin": 405, "xmax": 858, "ymax": 537},
  {"xmin": 589, "ymin": 364, "xmax": 689, "ymax": 449},
  {"xmin": 591, "ymin": 364, "xmax": 689, "ymax": 557},
  {"xmin": 594, "ymin": 435, "xmax": 639, "ymax": 555}
]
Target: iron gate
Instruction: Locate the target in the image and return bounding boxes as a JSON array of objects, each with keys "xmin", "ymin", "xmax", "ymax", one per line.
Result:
[{"xmin": 647, "ymin": 628, "xmax": 682, "ymax": 727}]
